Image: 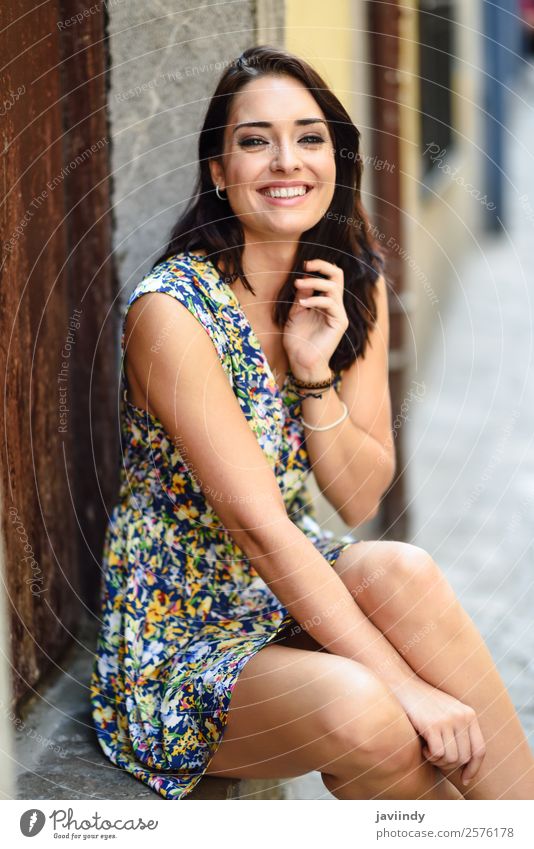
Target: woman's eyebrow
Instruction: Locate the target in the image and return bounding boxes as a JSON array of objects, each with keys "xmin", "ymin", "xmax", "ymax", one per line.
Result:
[{"xmin": 232, "ymin": 118, "xmax": 327, "ymax": 134}]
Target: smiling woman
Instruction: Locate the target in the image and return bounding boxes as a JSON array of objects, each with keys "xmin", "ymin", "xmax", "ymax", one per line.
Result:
[{"xmin": 90, "ymin": 45, "xmax": 534, "ymax": 802}]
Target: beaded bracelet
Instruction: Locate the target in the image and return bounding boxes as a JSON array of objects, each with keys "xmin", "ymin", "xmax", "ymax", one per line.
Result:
[
  {"xmin": 292, "ymin": 387, "xmax": 329, "ymax": 400},
  {"xmin": 290, "ymin": 368, "xmax": 335, "ymax": 390}
]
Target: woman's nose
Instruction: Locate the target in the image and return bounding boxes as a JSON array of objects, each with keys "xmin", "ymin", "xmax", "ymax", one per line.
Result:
[{"xmin": 270, "ymin": 139, "xmax": 302, "ymax": 170}]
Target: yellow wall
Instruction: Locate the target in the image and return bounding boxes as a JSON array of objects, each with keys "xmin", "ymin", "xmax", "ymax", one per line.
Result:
[
  {"xmin": 285, "ymin": 0, "xmax": 372, "ymax": 209},
  {"xmin": 285, "ymin": 0, "xmax": 353, "ymax": 104},
  {"xmin": 285, "ymin": 0, "xmax": 371, "ymax": 132}
]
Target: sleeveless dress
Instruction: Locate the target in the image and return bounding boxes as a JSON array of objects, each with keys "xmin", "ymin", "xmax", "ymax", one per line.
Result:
[{"xmin": 90, "ymin": 250, "xmax": 359, "ymax": 799}]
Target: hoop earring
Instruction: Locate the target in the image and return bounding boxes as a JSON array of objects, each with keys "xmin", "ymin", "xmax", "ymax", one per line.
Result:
[{"xmin": 215, "ymin": 184, "xmax": 227, "ymax": 200}]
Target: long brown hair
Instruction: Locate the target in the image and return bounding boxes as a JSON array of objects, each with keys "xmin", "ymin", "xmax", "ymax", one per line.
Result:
[{"xmin": 152, "ymin": 45, "xmax": 386, "ymax": 369}]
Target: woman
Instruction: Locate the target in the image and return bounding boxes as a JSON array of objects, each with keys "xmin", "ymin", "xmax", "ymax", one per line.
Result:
[{"xmin": 90, "ymin": 45, "xmax": 534, "ymax": 800}]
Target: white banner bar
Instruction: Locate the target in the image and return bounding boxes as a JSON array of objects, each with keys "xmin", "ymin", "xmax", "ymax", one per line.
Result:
[{"xmin": 3, "ymin": 798, "xmax": 533, "ymax": 848}]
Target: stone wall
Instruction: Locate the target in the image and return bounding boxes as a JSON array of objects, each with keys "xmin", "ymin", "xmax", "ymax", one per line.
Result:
[{"xmin": 108, "ymin": 0, "xmax": 284, "ymax": 299}]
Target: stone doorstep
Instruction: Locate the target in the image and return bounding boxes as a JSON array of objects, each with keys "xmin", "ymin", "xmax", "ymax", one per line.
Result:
[{"xmin": 14, "ymin": 616, "xmax": 286, "ymax": 801}]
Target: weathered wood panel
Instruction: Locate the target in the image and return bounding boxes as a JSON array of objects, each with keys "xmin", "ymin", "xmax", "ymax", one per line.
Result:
[
  {"xmin": 57, "ymin": 0, "xmax": 120, "ymax": 613},
  {"xmin": 0, "ymin": 0, "xmax": 118, "ymax": 706}
]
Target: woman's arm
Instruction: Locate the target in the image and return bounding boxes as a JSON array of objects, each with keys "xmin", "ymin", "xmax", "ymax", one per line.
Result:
[
  {"xmin": 124, "ymin": 292, "xmax": 415, "ymax": 693},
  {"xmin": 298, "ymin": 274, "xmax": 396, "ymax": 527}
]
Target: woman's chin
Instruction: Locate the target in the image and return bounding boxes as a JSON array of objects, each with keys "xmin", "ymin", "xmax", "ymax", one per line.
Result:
[{"xmin": 247, "ymin": 215, "xmax": 320, "ymax": 240}]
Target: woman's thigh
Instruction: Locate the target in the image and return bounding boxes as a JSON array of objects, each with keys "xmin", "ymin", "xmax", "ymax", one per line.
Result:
[{"xmin": 204, "ymin": 641, "xmax": 409, "ymax": 780}]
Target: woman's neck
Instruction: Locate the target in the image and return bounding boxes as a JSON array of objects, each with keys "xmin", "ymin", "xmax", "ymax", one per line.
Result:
[{"xmin": 235, "ymin": 241, "xmax": 298, "ymax": 308}]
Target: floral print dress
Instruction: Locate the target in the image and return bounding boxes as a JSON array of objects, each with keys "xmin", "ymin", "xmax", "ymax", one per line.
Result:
[{"xmin": 90, "ymin": 250, "xmax": 358, "ymax": 799}]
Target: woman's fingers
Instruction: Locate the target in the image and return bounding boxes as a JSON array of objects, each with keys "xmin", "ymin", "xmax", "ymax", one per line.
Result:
[
  {"xmin": 295, "ymin": 278, "xmax": 341, "ymax": 309},
  {"xmin": 461, "ymin": 718, "xmax": 487, "ymax": 784},
  {"xmin": 441, "ymin": 726, "xmax": 459, "ymax": 765},
  {"xmin": 423, "ymin": 726, "xmax": 465, "ymax": 769},
  {"xmin": 452, "ymin": 723, "xmax": 472, "ymax": 769},
  {"xmin": 295, "ymin": 277, "xmax": 333, "ymax": 290},
  {"xmin": 299, "ymin": 295, "xmax": 333, "ymax": 308},
  {"xmin": 422, "ymin": 729, "xmax": 445, "ymax": 761},
  {"xmin": 421, "ymin": 715, "xmax": 486, "ymax": 787}
]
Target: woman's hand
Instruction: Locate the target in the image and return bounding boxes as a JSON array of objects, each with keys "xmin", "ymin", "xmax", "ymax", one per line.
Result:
[
  {"xmin": 393, "ymin": 677, "xmax": 487, "ymax": 786},
  {"xmin": 283, "ymin": 258, "xmax": 348, "ymax": 378}
]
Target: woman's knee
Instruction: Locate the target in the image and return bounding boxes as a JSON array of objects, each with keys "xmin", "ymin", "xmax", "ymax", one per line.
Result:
[
  {"xmin": 336, "ymin": 540, "xmax": 454, "ymax": 606},
  {"xmin": 387, "ymin": 543, "xmax": 456, "ymax": 603},
  {"xmin": 317, "ymin": 658, "xmax": 419, "ymax": 776}
]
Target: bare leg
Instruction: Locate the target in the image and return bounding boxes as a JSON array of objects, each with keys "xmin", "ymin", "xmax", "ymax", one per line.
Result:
[
  {"xmin": 205, "ymin": 642, "xmax": 463, "ymax": 799},
  {"xmin": 329, "ymin": 540, "xmax": 534, "ymax": 799}
]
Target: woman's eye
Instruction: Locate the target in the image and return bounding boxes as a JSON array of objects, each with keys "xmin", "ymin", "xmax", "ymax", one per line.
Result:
[
  {"xmin": 237, "ymin": 135, "xmax": 326, "ymax": 148},
  {"xmin": 299, "ymin": 135, "xmax": 325, "ymax": 145},
  {"xmin": 238, "ymin": 137, "xmax": 267, "ymax": 147}
]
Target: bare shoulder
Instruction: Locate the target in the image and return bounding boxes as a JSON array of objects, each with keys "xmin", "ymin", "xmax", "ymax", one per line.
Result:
[{"xmin": 123, "ymin": 291, "xmax": 188, "ymax": 415}]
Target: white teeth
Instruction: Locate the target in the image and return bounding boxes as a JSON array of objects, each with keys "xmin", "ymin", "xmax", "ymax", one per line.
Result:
[{"xmin": 261, "ymin": 186, "xmax": 309, "ymax": 198}]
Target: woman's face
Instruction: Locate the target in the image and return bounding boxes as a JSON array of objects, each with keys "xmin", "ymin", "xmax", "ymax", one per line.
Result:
[{"xmin": 210, "ymin": 74, "xmax": 337, "ymax": 242}]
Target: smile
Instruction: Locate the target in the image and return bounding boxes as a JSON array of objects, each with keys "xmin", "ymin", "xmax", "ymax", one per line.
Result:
[{"xmin": 257, "ymin": 184, "xmax": 314, "ymax": 204}]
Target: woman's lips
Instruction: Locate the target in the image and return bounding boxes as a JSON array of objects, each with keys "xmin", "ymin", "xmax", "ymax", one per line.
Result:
[{"xmin": 257, "ymin": 186, "xmax": 314, "ymax": 206}]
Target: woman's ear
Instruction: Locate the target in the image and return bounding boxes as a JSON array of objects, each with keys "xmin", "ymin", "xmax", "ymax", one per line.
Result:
[{"xmin": 208, "ymin": 158, "xmax": 225, "ymax": 191}]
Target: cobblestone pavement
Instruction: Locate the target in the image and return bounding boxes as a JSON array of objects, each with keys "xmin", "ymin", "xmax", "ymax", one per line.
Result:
[{"xmin": 285, "ymin": 61, "xmax": 534, "ymax": 800}]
